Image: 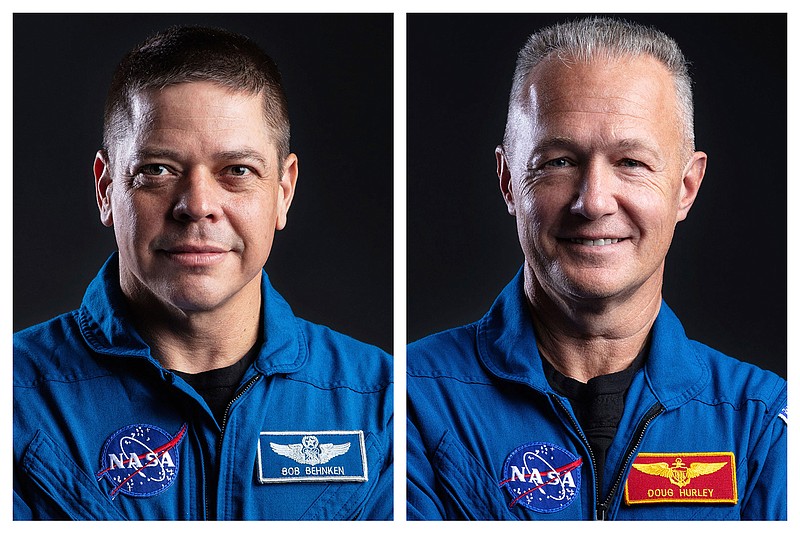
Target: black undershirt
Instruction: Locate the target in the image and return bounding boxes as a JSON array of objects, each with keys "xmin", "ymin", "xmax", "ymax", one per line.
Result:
[
  {"xmin": 543, "ymin": 348, "xmax": 647, "ymax": 492},
  {"xmin": 172, "ymin": 344, "xmax": 260, "ymax": 426}
]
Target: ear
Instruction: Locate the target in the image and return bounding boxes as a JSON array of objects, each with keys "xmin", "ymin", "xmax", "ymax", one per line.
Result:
[
  {"xmin": 496, "ymin": 145, "xmax": 516, "ymax": 216},
  {"xmin": 275, "ymin": 153, "xmax": 298, "ymax": 230},
  {"xmin": 94, "ymin": 150, "xmax": 114, "ymax": 227},
  {"xmin": 676, "ymin": 151, "xmax": 707, "ymax": 223}
]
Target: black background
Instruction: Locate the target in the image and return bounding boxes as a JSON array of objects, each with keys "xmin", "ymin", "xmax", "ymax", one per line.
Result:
[
  {"xmin": 13, "ymin": 14, "xmax": 394, "ymax": 353},
  {"xmin": 11, "ymin": 13, "xmax": 790, "ymax": 377},
  {"xmin": 407, "ymin": 13, "xmax": 787, "ymax": 378}
]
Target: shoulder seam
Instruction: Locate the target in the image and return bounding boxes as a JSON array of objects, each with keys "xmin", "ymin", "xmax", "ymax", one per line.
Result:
[
  {"xmin": 283, "ymin": 374, "xmax": 393, "ymax": 395},
  {"xmin": 14, "ymin": 372, "xmax": 116, "ymax": 388},
  {"xmin": 407, "ymin": 372, "xmax": 494, "ymax": 386}
]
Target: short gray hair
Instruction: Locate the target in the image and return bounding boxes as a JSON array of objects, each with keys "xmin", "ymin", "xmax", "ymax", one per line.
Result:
[{"xmin": 504, "ymin": 17, "xmax": 694, "ymax": 155}]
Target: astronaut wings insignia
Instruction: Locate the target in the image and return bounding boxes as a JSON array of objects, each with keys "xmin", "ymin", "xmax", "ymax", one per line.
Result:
[
  {"xmin": 632, "ymin": 457, "xmax": 728, "ymax": 488},
  {"xmin": 269, "ymin": 435, "xmax": 351, "ymax": 466}
]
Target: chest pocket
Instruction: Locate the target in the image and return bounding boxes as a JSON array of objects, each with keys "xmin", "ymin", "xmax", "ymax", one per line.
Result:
[
  {"xmin": 21, "ymin": 430, "xmax": 126, "ymax": 520},
  {"xmin": 430, "ymin": 430, "xmax": 517, "ymax": 520},
  {"xmin": 296, "ymin": 432, "xmax": 386, "ymax": 520}
]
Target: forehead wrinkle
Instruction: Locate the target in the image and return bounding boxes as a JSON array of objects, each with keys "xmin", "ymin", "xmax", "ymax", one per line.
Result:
[
  {"xmin": 128, "ymin": 113, "xmax": 273, "ymax": 163},
  {"xmin": 133, "ymin": 92, "xmax": 262, "ymax": 132},
  {"xmin": 536, "ymin": 95, "xmax": 654, "ymax": 120}
]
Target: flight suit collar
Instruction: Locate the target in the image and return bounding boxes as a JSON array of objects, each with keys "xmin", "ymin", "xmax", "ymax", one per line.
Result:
[
  {"xmin": 476, "ymin": 268, "xmax": 551, "ymax": 393},
  {"xmin": 476, "ymin": 268, "xmax": 709, "ymax": 409},
  {"xmin": 77, "ymin": 253, "xmax": 307, "ymax": 376}
]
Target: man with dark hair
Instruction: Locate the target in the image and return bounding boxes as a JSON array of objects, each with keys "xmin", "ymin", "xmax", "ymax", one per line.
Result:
[
  {"xmin": 407, "ymin": 17, "xmax": 786, "ymax": 520},
  {"xmin": 14, "ymin": 25, "xmax": 392, "ymax": 520},
  {"xmin": 103, "ymin": 26, "xmax": 291, "ymax": 163}
]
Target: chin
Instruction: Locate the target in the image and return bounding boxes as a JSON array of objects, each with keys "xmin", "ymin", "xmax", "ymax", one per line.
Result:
[
  {"xmin": 565, "ymin": 285, "xmax": 623, "ymax": 302},
  {"xmin": 165, "ymin": 295, "xmax": 227, "ymax": 314},
  {"xmin": 156, "ymin": 282, "xmax": 236, "ymax": 313},
  {"xmin": 550, "ymin": 269, "xmax": 633, "ymax": 302}
]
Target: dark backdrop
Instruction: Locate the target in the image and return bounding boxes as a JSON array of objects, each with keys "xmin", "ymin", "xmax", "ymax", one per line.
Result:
[
  {"xmin": 13, "ymin": 13, "xmax": 393, "ymax": 353},
  {"xmin": 407, "ymin": 13, "xmax": 787, "ymax": 378}
]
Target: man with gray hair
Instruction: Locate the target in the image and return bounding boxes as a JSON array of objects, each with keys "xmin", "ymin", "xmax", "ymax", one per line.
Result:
[{"xmin": 407, "ymin": 17, "xmax": 786, "ymax": 520}]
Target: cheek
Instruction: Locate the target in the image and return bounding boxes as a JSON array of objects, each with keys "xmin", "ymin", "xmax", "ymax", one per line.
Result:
[
  {"xmin": 515, "ymin": 191, "xmax": 561, "ymax": 255},
  {"xmin": 110, "ymin": 192, "xmax": 173, "ymax": 259},
  {"xmin": 229, "ymin": 194, "xmax": 279, "ymax": 239},
  {"xmin": 630, "ymin": 172, "xmax": 683, "ymax": 211},
  {"xmin": 111, "ymin": 195, "xmax": 145, "ymax": 240},
  {"xmin": 125, "ymin": 195, "xmax": 166, "ymax": 233},
  {"xmin": 622, "ymin": 189, "xmax": 680, "ymax": 243},
  {"xmin": 519, "ymin": 183, "xmax": 566, "ymax": 228}
]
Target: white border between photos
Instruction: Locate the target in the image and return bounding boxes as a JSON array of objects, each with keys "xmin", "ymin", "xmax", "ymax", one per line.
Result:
[{"xmin": 1, "ymin": 1, "xmax": 796, "ymax": 530}]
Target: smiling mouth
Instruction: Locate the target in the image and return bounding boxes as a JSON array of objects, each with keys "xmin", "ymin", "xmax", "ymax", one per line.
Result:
[{"xmin": 569, "ymin": 238, "xmax": 623, "ymax": 247}]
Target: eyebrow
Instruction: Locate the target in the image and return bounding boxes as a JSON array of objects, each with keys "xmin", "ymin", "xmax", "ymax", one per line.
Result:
[
  {"xmin": 531, "ymin": 136, "xmax": 664, "ymax": 159},
  {"xmin": 533, "ymin": 136, "xmax": 576, "ymax": 151},
  {"xmin": 615, "ymin": 138, "xmax": 663, "ymax": 157},
  {"xmin": 132, "ymin": 148, "xmax": 271, "ymax": 168},
  {"xmin": 132, "ymin": 148, "xmax": 181, "ymax": 161},
  {"xmin": 214, "ymin": 149, "xmax": 271, "ymax": 168}
]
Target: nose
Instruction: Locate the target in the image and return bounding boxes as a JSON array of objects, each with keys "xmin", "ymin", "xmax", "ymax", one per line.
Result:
[
  {"xmin": 172, "ymin": 170, "xmax": 223, "ymax": 222},
  {"xmin": 569, "ymin": 161, "xmax": 619, "ymax": 220}
]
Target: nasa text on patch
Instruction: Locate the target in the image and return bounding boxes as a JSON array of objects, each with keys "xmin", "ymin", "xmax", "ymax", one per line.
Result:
[
  {"xmin": 96, "ymin": 423, "xmax": 187, "ymax": 499},
  {"xmin": 256, "ymin": 431, "xmax": 367, "ymax": 483},
  {"xmin": 499, "ymin": 441, "xmax": 582, "ymax": 513},
  {"xmin": 624, "ymin": 452, "xmax": 737, "ymax": 505}
]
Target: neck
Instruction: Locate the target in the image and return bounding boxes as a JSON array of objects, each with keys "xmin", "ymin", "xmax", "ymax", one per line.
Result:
[
  {"xmin": 524, "ymin": 265, "xmax": 661, "ymax": 383},
  {"xmin": 124, "ymin": 280, "xmax": 262, "ymax": 374}
]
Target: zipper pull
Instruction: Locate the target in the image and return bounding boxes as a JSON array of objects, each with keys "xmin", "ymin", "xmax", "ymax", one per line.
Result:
[{"xmin": 596, "ymin": 503, "xmax": 608, "ymax": 521}]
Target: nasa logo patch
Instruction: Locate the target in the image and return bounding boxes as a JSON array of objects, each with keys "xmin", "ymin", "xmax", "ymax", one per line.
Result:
[
  {"xmin": 499, "ymin": 441, "xmax": 582, "ymax": 513},
  {"xmin": 96, "ymin": 423, "xmax": 187, "ymax": 499}
]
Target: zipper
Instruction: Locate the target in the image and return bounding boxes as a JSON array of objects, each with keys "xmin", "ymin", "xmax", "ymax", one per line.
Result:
[
  {"xmin": 204, "ymin": 374, "xmax": 262, "ymax": 520},
  {"xmin": 551, "ymin": 394, "xmax": 664, "ymax": 521},
  {"xmin": 551, "ymin": 395, "xmax": 602, "ymax": 518},
  {"xmin": 597, "ymin": 402, "xmax": 664, "ymax": 520}
]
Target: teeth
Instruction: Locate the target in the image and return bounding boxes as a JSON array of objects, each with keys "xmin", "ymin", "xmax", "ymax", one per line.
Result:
[{"xmin": 570, "ymin": 238, "xmax": 621, "ymax": 246}]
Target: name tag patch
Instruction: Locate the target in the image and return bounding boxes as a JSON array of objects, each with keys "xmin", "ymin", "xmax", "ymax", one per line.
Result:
[
  {"xmin": 624, "ymin": 452, "xmax": 737, "ymax": 505},
  {"xmin": 256, "ymin": 431, "xmax": 367, "ymax": 483}
]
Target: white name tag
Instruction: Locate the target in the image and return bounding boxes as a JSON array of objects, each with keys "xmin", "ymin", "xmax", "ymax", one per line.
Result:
[{"xmin": 256, "ymin": 430, "xmax": 368, "ymax": 483}]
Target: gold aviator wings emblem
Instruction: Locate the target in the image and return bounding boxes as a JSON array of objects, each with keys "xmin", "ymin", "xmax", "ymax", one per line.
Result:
[{"xmin": 632, "ymin": 458, "xmax": 728, "ymax": 488}]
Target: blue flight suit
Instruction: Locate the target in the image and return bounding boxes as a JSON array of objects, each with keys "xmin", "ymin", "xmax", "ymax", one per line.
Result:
[
  {"xmin": 407, "ymin": 270, "xmax": 786, "ymax": 520},
  {"xmin": 14, "ymin": 255, "xmax": 393, "ymax": 520}
]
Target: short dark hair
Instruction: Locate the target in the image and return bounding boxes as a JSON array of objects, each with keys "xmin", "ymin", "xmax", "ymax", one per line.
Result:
[{"xmin": 103, "ymin": 25, "xmax": 290, "ymax": 163}]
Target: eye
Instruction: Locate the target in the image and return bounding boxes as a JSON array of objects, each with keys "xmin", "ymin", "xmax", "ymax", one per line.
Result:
[
  {"xmin": 619, "ymin": 159, "xmax": 643, "ymax": 168},
  {"xmin": 138, "ymin": 163, "xmax": 171, "ymax": 176},
  {"xmin": 226, "ymin": 165, "xmax": 254, "ymax": 177},
  {"xmin": 545, "ymin": 157, "xmax": 574, "ymax": 168}
]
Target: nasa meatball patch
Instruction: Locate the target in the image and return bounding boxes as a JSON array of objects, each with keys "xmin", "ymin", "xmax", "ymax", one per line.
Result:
[
  {"xmin": 96, "ymin": 423, "xmax": 187, "ymax": 499},
  {"xmin": 499, "ymin": 441, "xmax": 582, "ymax": 513}
]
